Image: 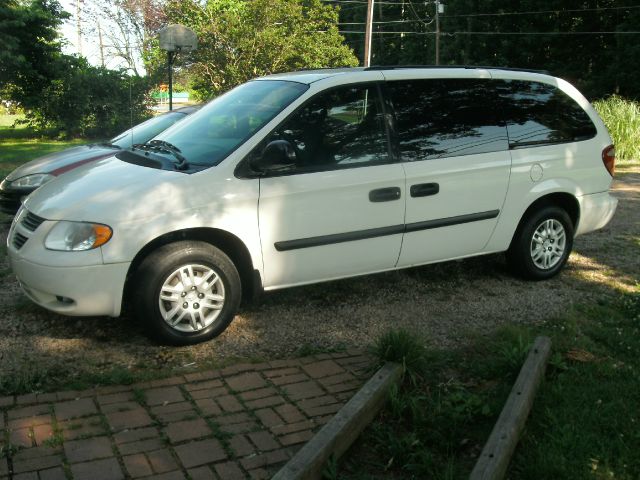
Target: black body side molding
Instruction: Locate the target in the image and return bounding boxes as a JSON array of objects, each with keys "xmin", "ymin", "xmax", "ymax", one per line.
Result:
[{"xmin": 274, "ymin": 210, "xmax": 500, "ymax": 252}]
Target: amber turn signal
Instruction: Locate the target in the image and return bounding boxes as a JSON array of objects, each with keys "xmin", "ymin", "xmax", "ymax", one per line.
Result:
[{"xmin": 92, "ymin": 224, "xmax": 113, "ymax": 248}]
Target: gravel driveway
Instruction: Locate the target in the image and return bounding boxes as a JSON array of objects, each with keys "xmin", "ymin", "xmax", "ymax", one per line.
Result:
[{"xmin": 0, "ymin": 168, "xmax": 638, "ymax": 386}]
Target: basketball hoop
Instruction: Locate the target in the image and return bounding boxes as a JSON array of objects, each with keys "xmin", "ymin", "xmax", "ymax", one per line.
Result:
[
  {"xmin": 159, "ymin": 24, "xmax": 198, "ymax": 53},
  {"xmin": 158, "ymin": 24, "xmax": 198, "ymax": 110}
]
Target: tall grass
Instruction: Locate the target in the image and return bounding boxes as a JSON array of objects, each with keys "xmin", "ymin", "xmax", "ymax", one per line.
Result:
[
  {"xmin": 372, "ymin": 329, "xmax": 428, "ymax": 385},
  {"xmin": 593, "ymin": 95, "xmax": 640, "ymax": 164}
]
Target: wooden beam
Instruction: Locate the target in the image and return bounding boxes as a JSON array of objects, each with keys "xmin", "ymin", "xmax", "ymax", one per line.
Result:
[
  {"xmin": 273, "ymin": 362, "xmax": 403, "ymax": 480},
  {"xmin": 470, "ymin": 336, "xmax": 552, "ymax": 480}
]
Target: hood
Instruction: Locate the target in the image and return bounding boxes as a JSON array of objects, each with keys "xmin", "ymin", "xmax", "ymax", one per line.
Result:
[
  {"xmin": 24, "ymin": 156, "xmax": 189, "ymax": 224},
  {"xmin": 6, "ymin": 144, "xmax": 120, "ymax": 181}
]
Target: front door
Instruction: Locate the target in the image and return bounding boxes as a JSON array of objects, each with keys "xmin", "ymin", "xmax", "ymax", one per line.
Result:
[{"xmin": 256, "ymin": 83, "xmax": 406, "ymax": 288}]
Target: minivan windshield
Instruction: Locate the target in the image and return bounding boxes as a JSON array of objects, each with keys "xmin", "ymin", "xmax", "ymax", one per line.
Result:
[
  {"xmin": 151, "ymin": 80, "xmax": 308, "ymax": 169},
  {"xmin": 110, "ymin": 111, "xmax": 188, "ymax": 148}
]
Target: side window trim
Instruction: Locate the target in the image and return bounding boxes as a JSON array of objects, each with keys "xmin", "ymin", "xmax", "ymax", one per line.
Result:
[
  {"xmin": 235, "ymin": 81, "xmax": 396, "ymax": 179},
  {"xmin": 378, "ymin": 81, "xmax": 401, "ymax": 163}
]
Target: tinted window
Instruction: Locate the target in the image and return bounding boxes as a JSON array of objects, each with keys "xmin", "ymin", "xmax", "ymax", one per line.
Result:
[
  {"xmin": 387, "ymin": 79, "xmax": 509, "ymax": 161},
  {"xmin": 493, "ymin": 80, "xmax": 597, "ymax": 148},
  {"xmin": 155, "ymin": 80, "xmax": 308, "ymax": 167},
  {"xmin": 252, "ymin": 84, "xmax": 389, "ymax": 174}
]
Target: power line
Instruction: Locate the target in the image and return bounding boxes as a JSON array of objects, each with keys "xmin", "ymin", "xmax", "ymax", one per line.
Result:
[
  {"xmin": 336, "ymin": 4, "xmax": 640, "ymax": 27},
  {"xmin": 328, "ymin": 1, "xmax": 640, "ymax": 14},
  {"xmin": 323, "ymin": 0, "xmax": 398, "ymax": 4},
  {"xmin": 449, "ymin": 31, "xmax": 640, "ymax": 35},
  {"xmin": 406, "ymin": 0, "xmax": 434, "ymax": 25},
  {"xmin": 338, "ymin": 30, "xmax": 640, "ymax": 35},
  {"xmin": 339, "ymin": 19, "xmax": 430, "ymax": 25},
  {"xmin": 441, "ymin": 4, "xmax": 640, "ymax": 18}
]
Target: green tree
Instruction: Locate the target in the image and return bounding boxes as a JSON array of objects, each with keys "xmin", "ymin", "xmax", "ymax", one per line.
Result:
[
  {"xmin": 164, "ymin": 0, "xmax": 358, "ymax": 99},
  {"xmin": 1, "ymin": 0, "xmax": 151, "ymax": 137},
  {"xmin": 24, "ymin": 56, "xmax": 152, "ymax": 137},
  {"xmin": 0, "ymin": 0, "xmax": 67, "ymax": 101},
  {"xmin": 339, "ymin": 0, "xmax": 640, "ymax": 100}
]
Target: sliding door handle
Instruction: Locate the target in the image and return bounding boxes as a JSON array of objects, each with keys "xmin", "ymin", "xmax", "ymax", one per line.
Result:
[
  {"xmin": 410, "ymin": 183, "xmax": 439, "ymax": 197},
  {"xmin": 369, "ymin": 187, "xmax": 401, "ymax": 202}
]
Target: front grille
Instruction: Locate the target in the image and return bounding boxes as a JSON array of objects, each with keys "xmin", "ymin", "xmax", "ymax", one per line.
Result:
[
  {"xmin": 13, "ymin": 232, "xmax": 28, "ymax": 250},
  {"xmin": 21, "ymin": 211, "xmax": 46, "ymax": 232}
]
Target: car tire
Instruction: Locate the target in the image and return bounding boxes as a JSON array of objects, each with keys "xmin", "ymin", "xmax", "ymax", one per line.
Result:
[
  {"xmin": 506, "ymin": 206, "xmax": 574, "ymax": 280},
  {"xmin": 132, "ymin": 241, "xmax": 241, "ymax": 345}
]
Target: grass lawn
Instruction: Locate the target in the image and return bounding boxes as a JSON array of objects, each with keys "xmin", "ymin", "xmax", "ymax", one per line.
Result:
[
  {"xmin": 0, "ymin": 114, "xmax": 88, "ymax": 177},
  {"xmin": 337, "ymin": 288, "xmax": 640, "ymax": 479}
]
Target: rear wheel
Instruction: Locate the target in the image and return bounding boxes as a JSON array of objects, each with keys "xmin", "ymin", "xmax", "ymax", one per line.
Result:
[
  {"xmin": 507, "ymin": 206, "xmax": 574, "ymax": 280},
  {"xmin": 133, "ymin": 241, "xmax": 241, "ymax": 345}
]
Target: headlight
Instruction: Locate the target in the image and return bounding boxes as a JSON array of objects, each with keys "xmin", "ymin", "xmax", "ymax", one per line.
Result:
[
  {"xmin": 45, "ymin": 221, "xmax": 113, "ymax": 251},
  {"xmin": 11, "ymin": 174, "xmax": 55, "ymax": 189}
]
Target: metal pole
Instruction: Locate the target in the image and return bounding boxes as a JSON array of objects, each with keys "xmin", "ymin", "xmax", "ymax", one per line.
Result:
[
  {"xmin": 364, "ymin": 0, "xmax": 375, "ymax": 67},
  {"xmin": 98, "ymin": 22, "xmax": 105, "ymax": 68},
  {"xmin": 76, "ymin": 0, "xmax": 82, "ymax": 56},
  {"xmin": 435, "ymin": 0, "xmax": 440, "ymax": 65},
  {"xmin": 168, "ymin": 51, "xmax": 173, "ymax": 111}
]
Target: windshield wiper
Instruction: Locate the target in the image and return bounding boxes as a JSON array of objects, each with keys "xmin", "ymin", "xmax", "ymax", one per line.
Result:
[{"xmin": 133, "ymin": 141, "xmax": 189, "ymax": 170}]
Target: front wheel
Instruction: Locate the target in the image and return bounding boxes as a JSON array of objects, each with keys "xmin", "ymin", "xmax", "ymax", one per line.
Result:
[
  {"xmin": 506, "ymin": 206, "xmax": 574, "ymax": 280},
  {"xmin": 132, "ymin": 241, "xmax": 241, "ymax": 345}
]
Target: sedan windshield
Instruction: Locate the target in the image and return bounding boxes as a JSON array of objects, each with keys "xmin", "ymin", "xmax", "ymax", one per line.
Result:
[
  {"xmin": 110, "ymin": 111, "xmax": 188, "ymax": 148},
  {"xmin": 152, "ymin": 80, "xmax": 309, "ymax": 168}
]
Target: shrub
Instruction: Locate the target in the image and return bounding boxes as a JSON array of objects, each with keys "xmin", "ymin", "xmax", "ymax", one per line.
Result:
[
  {"xmin": 18, "ymin": 56, "xmax": 152, "ymax": 138},
  {"xmin": 593, "ymin": 95, "xmax": 640, "ymax": 164}
]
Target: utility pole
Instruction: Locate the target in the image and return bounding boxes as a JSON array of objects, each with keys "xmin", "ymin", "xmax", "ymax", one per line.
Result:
[
  {"xmin": 98, "ymin": 22, "xmax": 105, "ymax": 68},
  {"xmin": 400, "ymin": 0, "xmax": 405, "ymax": 50},
  {"xmin": 435, "ymin": 0, "xmax": 445, "ymax": 65},
  {"xmin": 435, "ymin": 0, "xmax": 440, "ymax": 65},
  {"xmin": 76, "ymin": 0, "xmax": 83, "ymax": 56},
  {"xmin": 364, "ymin": 0, "xmax": 375, "ymax": 67}
]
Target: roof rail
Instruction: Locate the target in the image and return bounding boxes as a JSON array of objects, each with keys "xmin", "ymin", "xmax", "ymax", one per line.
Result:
[
  {"xmin": 292, "ymin": 66, "xmax": 366, "ymax": 72},
  {"xmin": 364, "ymin": 65, "xmax": 550, "ymax": 75}
]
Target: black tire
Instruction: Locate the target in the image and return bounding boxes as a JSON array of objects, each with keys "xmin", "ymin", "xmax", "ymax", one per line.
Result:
[
  {"xmin": 132, "ymin": 241, "xmax": 241, "ymax": 345},
  {"xmin": 506, "ymin": 206, "xmax": 574, "ymax": 280}
]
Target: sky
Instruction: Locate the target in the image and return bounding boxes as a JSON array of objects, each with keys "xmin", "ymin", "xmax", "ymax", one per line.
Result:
[{"xmin": 58, "ymin": 0, "xmax": 144, "ymax": 72}]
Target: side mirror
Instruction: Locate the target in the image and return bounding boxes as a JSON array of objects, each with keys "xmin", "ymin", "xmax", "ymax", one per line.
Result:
[{"xmin": 250, "ymin": 140, "xmax": 296, "ymax": 173}]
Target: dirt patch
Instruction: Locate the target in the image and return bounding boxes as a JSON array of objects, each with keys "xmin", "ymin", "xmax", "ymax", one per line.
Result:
[{"xmin": 0, "ymin": 168, "xmax": 638, "ymax": 385}]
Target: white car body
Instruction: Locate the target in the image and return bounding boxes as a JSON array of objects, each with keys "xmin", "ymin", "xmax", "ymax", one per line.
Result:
[{"xmin": 8, "ymin": 67, "xmax": 617, "ymax": 322}]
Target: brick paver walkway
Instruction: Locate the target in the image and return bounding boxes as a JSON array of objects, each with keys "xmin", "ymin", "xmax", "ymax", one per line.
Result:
[{"xmin": 0, "ymin": 350, "xmax": 372, "ymax": 480}]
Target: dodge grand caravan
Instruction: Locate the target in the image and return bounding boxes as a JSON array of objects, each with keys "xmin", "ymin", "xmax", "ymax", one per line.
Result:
[{"xmin": 7, "ymin": 67, "xmax": 618, "ymax": 345}]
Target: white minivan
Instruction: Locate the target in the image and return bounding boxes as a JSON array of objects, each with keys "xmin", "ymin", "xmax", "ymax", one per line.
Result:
[{"xmin": 8, "ymin": 67, "xmax": 618, "ymax": 345}]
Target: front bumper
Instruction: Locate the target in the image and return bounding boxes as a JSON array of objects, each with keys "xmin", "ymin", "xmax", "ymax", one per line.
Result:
[
  {"xmin": 576, "ymin": 191, "xmax": 618, "ymax": 236},
  {"xmin": 9, "ymin": 255, "xmax": 130, "ymax": 317}
]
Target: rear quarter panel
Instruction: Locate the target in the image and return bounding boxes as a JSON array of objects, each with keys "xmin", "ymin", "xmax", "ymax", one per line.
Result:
[{"xmin": 485, "ymin": 71, "xmax": 614, "ymax": 251}]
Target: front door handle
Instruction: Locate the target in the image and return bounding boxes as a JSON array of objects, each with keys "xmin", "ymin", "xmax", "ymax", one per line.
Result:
[
  {"xmin": 369, "ymin": 187, "xmax": 401, "ymax": 202},
  {"xmin": 410, "ymin": 183, "xmax": 439, "ymax": 197}
]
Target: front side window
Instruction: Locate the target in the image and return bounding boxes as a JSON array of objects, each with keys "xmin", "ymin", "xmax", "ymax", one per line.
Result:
[
  {"xmin": 493, "ymin": 80, "xmax": 597, "ymax": 148},
  {"xmin": 387, "ymin": 79, "xmax": 509, "ymax": 161},
  {"xmin": 250, "ymin": 84, "xmax": 389, "ymax": 174}
]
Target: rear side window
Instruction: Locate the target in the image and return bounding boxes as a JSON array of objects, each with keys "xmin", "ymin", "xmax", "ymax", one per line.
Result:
[
  {"xmin": 386, "ymin": 79, "xmax": 509, "ymax": 161},
  {"xmin": 493, "ymin": 80, "xmax": 597, "ymax": 148}
]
